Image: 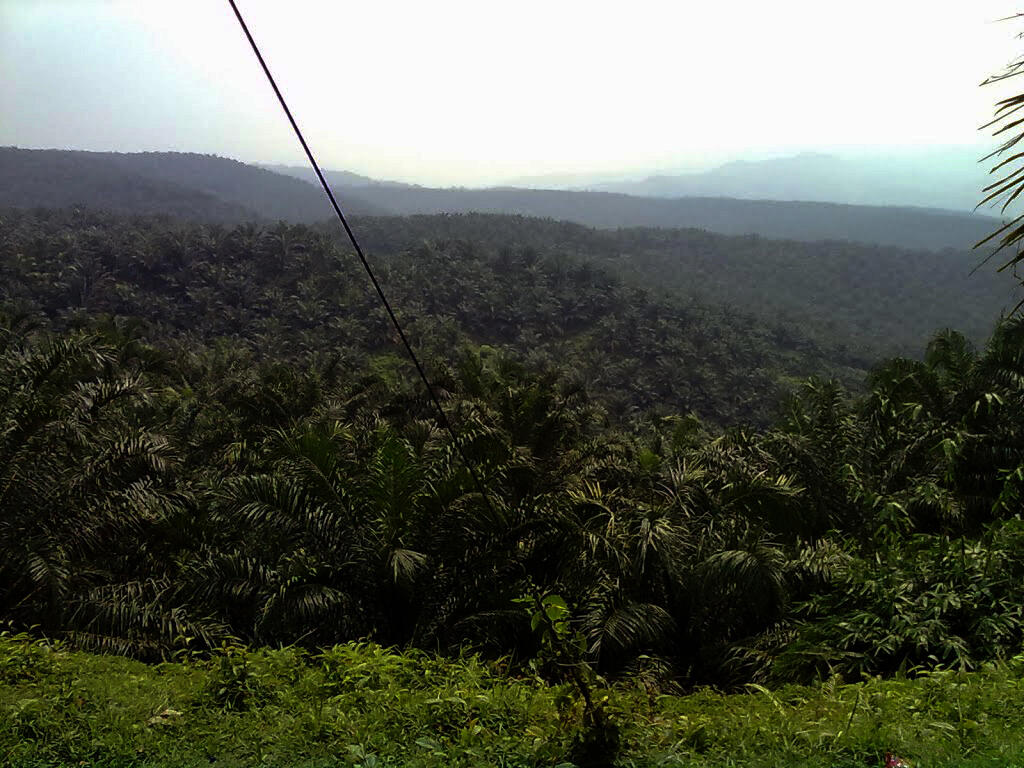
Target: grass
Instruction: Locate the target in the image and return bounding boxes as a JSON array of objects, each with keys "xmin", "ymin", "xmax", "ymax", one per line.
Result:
[{"xmin": 1, "ymin": 633, "xmax": 1023, "ymax": 767}]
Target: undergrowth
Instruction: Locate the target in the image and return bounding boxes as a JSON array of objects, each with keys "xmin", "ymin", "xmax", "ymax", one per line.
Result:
[{"xmin": 1, "ymin": 633, "xmax": 1022, "ymax": 767}]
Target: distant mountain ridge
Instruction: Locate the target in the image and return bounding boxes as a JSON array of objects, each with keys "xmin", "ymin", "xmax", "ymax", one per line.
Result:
[
  {"xmin": 0, "ymin": 147, "xmax": 254, "ymax": 222},
  {"xmin": 0, "ymin": 148, "xmax": 388, "ymax": 222},
  {"xmin": 260, "ymin": 163, "xmax": 415, "ymax": 190},
  {"xmin": 590, "ymin": 150, "xmax": 989, "ymax": 213},
  {"xmin": 337, "ymin": 185, "xmax": 998, "ymax": 252},
  {"xmin": 265, "ymin": 156, "xmax": 999, "ymax": 251},
  {"xmin": 0, "ymin": 147, "xmax": 1002, "ymax": 251}
]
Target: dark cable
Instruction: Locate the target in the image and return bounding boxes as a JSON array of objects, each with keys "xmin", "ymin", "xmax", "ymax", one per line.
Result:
[{"xmin": 226, "ymin": 0, "xmax": 497, "ymax": 508}]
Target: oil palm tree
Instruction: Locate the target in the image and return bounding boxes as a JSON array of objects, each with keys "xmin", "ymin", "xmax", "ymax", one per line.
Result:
[{"xmin": 0, "ymin": 327, "xmax": 201, "ymax": 655}]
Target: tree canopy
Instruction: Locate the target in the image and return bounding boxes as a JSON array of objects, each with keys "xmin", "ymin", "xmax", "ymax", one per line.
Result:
[{"xmin": 1, "ymin": 210, "xmax": 1023, "ymax": 690}]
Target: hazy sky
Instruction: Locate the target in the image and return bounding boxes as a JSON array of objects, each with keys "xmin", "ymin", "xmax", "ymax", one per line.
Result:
[{"xmin": 1, "ymin": 0, "xmax": 1020, "ymax": 185}]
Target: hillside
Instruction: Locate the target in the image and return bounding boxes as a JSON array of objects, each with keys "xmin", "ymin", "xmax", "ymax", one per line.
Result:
[
  {"xmin": 336, "ymin": 214, "xmax": 1016, "ymax": 359},
  {"xmin": 367, "ymin": 187, "xmax": 995, "ymax": 251},
  {"xmin": 0, "ymin": 207, "xmax": 866, "ymax": 426},
  {"xmin": 0, "ymin": 147, "xmax": 254, "ymax": 222},
  {"xmin": 1, "ymin": 150, "xmax": 1014, "ymax": 360},
  {"xmin": 0, "ymin": 147, "xmax": 387, "ymax": 222},
  {"xmin": 262, "ymin": 160, "xmax": 1000, "ymax": 251},
  {"xmin": 2, "ymin": 219, "xmax": 1023, "ymax": 699},
  {"xmin": 2, "ymin": 207, "xmax": 1023, "ymax": 721},
  {"xmin": 3, "ymin": 148, "xmax": 1002, "ymax": 252},
  {"xmin": 7, "ymin": 6, "xmax": 1024, "ymax": 765},
  {"xmin": 261, "ymin": 161, "xmax": 414, "ymax": 189}
]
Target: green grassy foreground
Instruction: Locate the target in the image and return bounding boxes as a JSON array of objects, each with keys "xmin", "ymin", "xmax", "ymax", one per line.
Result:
[{"xmin": 1, "ymin": 634, "xmax": 1023, "ymax": 768}]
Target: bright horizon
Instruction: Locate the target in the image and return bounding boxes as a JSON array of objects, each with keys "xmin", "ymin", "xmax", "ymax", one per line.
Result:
[{"xmin": 1, "ymin": 1, "xmax": 1019, "ymax": 186}]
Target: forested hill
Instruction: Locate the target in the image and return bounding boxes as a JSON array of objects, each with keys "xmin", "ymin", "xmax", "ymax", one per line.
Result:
[
  {"xmin": 0, "ymin": 207, "xmax": 867, "ymax": 426},
  {"xmin": 0, "ymin": 147, "xmax": 254, "ymax": 222},
  {"xmin": 335, "ymin": 186, "xmax": 998, "ymax": 252},
  {"xmin": 3, "ymin": 212, "xmax": 1024, "ymax": 711},
  {"xmin": 4, "ymin": 149, "xmax": 1012, "ymax": 361},
  {"xmin": 0, "ymin": 147, "xmax": 387, "ymax": 222},
  {"xmin": 3, "ymin": 209, "xmax": 1023, "ymax": 698},
  {"xmin": 269, "ymin": 161, "xmax": 998, "ymax": 251},
  {"xmin": 344, "ymin": 214, "xmax": 1020, "ymax": 358},
  {"xmin": 4, "ymin": 148, "xmax": 999, "ymax": 251}
]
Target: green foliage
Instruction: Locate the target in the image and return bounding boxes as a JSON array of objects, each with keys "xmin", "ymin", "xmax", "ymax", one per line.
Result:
[
  {"xmin": 776, "ymin": 522, "xmax": 1024, "ymax": 682},
  {"xmin": 338, "ymin": 213, "xmax": 1019, "ymax": 358},
  {"xmin": 519, "ymin": 591, "xmax": 620, "ymax": 767},
  {"xmin": 0, "ymin": 631, "xmax": 57, "ymax": 684},
  {"xmin": 0, "ymin": 208, "xmax": 872, "ymax": 426},
  {"xmin": 1, "ymin": 210, "xmax": 1023, "ymax": 700},
  {"xmin": 202, "ymin": 642, "xmax": 294, "ymax": 711},
  {"xmin": 0, "ymin": 634, "xmax": 1023, "ymax": 767},
  {"xmin": 979, "ymin": 14, "xmax": 1024, "ymax": 305}
]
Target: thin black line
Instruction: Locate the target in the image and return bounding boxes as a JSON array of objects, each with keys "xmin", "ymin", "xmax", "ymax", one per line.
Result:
[{"xmin": 226, "ymin": 0, "xmax": 498, "ymax": 509}]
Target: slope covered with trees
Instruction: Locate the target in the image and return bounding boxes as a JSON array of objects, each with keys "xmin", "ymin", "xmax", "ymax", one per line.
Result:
[
  {"xmin": 0, "ymin": 208, "xmax": 866, "ymax": 426},
  {"xmin": 0, "ymin": 147, "xmax": 255, "ymax": 222},
  {"xmin": 0, "ymin": 148, "xmax": 387, "ymax": 222},
  {"xmin": 5, "ymin": 148, "xmax": 997, "ymax": 250},
  {"xmin": 268, "ymin": 162, "xmax": 997, "ymax": 251},
  {"xmin": 346, "ymin": 214, "xmax": 1020, "ymax": 358},
  {"xmin": 3, "ymin": 198, "xmax": 1010, "ymax": 367},
  {"xmin": 350, "ymin": 186, "xmax": 998, "ymax": 251},
  {"xmin": 5, "ymin": 150, "xmax": 1010, "ymax": 365},
  {"xmin": 0, "ymin": 208, "xmax": 1022, "ymax": 696},
  {"xmin": 7, "ymin": 142, "xmax": 1008, "ymax": 360}
]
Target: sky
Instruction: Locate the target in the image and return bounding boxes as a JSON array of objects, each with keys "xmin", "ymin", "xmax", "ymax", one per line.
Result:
[{"xmin": 1, "ymin": 0, "xmax": 1021, "ymax": 186}]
